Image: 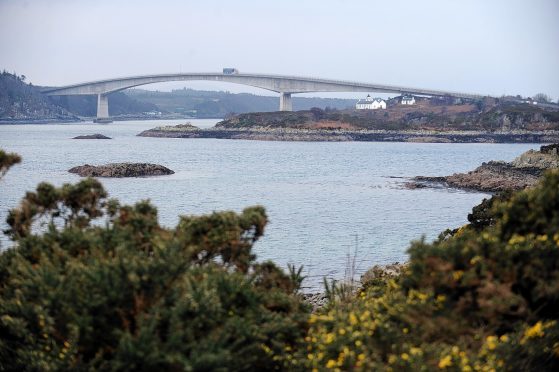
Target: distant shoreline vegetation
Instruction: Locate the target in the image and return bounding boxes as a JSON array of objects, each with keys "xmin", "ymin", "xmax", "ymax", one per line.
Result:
[{"xmin": 138, "ymin": 100, "xmax": 559, "ymax": 142}]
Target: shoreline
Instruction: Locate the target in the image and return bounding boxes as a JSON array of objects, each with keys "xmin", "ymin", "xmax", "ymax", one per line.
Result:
[
  {"xmin": 407, "ymin": 144, "xmax": 558, "ymax": 192},
  {"xmin": 138, "ymin": 126, "xmax": 559, "ymax": 143}
]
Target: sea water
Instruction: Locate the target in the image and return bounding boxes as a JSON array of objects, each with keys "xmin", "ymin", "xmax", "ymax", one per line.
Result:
[{"xmin": 0, "ymin": 120, "xmax": 539, "ymax": 290}]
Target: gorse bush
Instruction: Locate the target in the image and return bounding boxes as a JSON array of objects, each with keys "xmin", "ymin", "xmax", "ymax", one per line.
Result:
[
  {"xmin": 287, "ymin": 171, "xmax": 559, "ymax": 371},
  {"xmin": 0, "ymin": 175, "xmax": 309, "ymax": 370},
  {"xmin": 0, "ymin": 149, "xmax": 20, "ymax": 179}
]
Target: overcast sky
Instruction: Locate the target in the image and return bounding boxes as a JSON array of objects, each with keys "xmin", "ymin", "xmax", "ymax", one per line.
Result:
[{"xmin": 1, "ymin": 0, "xmax": 558, "ymax": 99}]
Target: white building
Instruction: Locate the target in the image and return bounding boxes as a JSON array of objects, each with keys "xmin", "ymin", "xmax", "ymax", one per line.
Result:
[
  {"xmin": 356, "ymin": 95, "xmax": 386, "ymax": 110},
  {"xmin": 401, "ymin": 95, "xmax": 416, "ymax": 105}
]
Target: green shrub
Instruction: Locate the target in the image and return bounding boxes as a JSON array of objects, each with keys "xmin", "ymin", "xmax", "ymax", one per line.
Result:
[
  {"xmin": 288, "ymin": 171, "xmax": 559, "ymax": 371},
  {"xmin": 0, "ymin": 178, "xmax": 309, "ymax": 370},
  {"xmin": 0, "ymin": 149, "xmax": 20, "ymax": 178}
]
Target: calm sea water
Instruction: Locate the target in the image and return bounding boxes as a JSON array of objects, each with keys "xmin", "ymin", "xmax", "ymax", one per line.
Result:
[{"xmin": 0, "ymin": 120, "xmax": 540, "ymax": 290}]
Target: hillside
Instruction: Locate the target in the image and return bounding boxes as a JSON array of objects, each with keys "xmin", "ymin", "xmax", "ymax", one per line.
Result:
[
  {"xmin": 48, "ymin": 92, "xmax": 158, "ymax": 117},
  {"xmin": 139, "ymin": 97, "xmax": 559, "ymax": 143},
  {"xmin": 0, "ymin": 71, "xmax": 160, "ymax": 122},
  {"xmin": 126, "ymin": 88, "xmax": 356, "ymax": 117},
  {"xmin": 217, "ymin": 97, "xmax": 559, "ymax": 132},
  {"xmin": 0, "ymin": 71, "xmax": 78, "ymax": 122}
]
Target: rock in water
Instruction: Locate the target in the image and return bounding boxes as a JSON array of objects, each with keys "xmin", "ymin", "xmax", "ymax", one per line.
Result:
[
  {"xmin": 410, "ymin": 144, "xmax": 559, "ymax": 192},
  {"xmin": 69, "ymin": 163, "xmax": 174, "ymax": 177},
  {"xmin": 72, "ymin": 134, "xmax": 112, "ymax": 139}
]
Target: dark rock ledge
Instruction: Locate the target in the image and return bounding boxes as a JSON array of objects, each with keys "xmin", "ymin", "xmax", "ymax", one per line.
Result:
[
  {"xmin": 72, "ymin": 134, "xmax": 112, "ymax": 139},
  {"xmin": 69, "ymin": 163, "xmax": 174, "ymax": 178}
]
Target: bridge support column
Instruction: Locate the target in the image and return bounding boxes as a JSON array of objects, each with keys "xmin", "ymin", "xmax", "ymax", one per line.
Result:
[
  {"xmin": 94, "ymin": 94, "xmax": 112, "ymax": 123},
  {"xmin": 279, "ymin": 92, "xmax": 292, "ymax": 111}
]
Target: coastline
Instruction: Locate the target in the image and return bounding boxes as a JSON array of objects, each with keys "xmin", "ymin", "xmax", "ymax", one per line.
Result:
[
  {"xmin": 408, "ymin": 144, "xmax": 559, "ymax": 192},
  {"xmin": 138, "ymin": 126, "xmax": 559, "ymax": 143}
]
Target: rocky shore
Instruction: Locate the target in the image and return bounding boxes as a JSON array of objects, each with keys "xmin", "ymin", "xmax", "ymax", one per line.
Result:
[
  {"xmin": 302, "ymin": 262, "xmax": 407, "ymax": 312},
  {"xmin": 409, "ymin": 144, "xmax": 559, "ymax": 192},
  {"xmin": 138, "ymin": 125, "xmax": 559, "ymax": 143},
  {"xmin": 72, "ymin": 134, "xmax": 112, "ymax": 139},
  {"xmin": 69, "ymin": 163, "xmax": 174, "ymax": 177}
]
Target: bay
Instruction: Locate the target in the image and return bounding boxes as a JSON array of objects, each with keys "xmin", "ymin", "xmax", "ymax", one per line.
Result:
[{"xmin": 0, "ymin": 120, "xmax": 540, "ymax": 290}]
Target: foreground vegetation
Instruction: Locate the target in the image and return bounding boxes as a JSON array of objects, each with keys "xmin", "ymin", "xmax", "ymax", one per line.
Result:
[
  {"xmin": 288, "ymin": 171, "xmax": 559, "ymax": 370},
  {"xmin": 0, "ymin": 150, "xmax": 557, "ymax": 370}
]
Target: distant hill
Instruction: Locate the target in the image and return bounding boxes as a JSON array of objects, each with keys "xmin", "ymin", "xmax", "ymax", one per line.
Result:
[
  {"xmin": 125, "ymin": 88, "xmax": 357, "ymax": 118},
  {"xmin": 0, "ymin": 71, "xmax": 78, "ymax": 122},
  {"xmin": 48, "ymin": 93, "xmax": 158, "ymax": 117},
  {"xmin": 0, "ymin": 71, "xmax": 159, "ymax": 122}
]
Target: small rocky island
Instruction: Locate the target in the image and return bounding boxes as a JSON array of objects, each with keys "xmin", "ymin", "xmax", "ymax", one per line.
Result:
[
  {"xmin": 69, "ymin": 163, "xmax": 174, "ymax": 177},
  {"xmin": 138, "ymin": 100, "xmax": 559, "ymax": 143},
  {"xmin": 72, "ymin": 134, "xmax": 112, "ymax": 139},
  {"xmin": 409, "ymin": 143, "xmax": 559, "ymax": 192}
]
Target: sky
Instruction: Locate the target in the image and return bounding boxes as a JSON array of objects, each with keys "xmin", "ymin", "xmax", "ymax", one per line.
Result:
[{"xmin": 1, "ymin": 0, "xmax": 558, "ymax": 100}]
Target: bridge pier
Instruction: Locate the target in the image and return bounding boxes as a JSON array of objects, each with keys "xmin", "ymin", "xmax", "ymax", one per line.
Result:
[
  {"xmin": 279, "ymin": 92, "xmax": 292, "ymax": 111},
  {"xmin": 94, "ymin": 94, "xmax": 112, "ymax": 123}
]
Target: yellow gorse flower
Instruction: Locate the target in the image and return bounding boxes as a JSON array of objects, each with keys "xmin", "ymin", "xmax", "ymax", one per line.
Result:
[
  {"xmin": 438, "ymin": 355, "xmax": 452, "ymax": 369},
  {"xmin": 485, "ymin": 336, "xmax": 498, "ymax": 351}
]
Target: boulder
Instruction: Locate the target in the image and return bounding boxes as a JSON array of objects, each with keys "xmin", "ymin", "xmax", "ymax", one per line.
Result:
[{"xmin": 69, "ymin": 163, "xmax": 174, "ymax": 177}]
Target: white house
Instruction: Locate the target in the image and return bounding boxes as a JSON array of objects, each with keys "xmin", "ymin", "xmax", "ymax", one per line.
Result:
[
  {"xmin": 401, "ymin": 95, "xmax": 416, "ymax": 105},
  {"xmin": 356, "ymin": 95, "xmax": 386, "ymax": 110}
]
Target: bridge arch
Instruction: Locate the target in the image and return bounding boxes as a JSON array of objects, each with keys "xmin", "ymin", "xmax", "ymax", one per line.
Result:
[{"xmin": 43, "ymin": 72, "xmax": 483, "ymax": 121}]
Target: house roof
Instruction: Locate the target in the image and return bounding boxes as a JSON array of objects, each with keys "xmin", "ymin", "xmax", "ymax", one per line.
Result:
[{"xmin": 357, "ymin": 97, "xmax": 384, "ymax": 104}]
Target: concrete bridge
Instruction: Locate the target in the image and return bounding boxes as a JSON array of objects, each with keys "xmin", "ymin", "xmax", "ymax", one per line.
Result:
[{"xmin": 43, "ymin": 72, "xmax": 484, "ymax": 121}]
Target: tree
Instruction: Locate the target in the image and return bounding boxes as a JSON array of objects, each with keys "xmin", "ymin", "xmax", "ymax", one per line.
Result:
[
  {"xmin": 533, "ymin": 93, "xmax": 551, "ymax": 103},
  {"xmin": 310, "ymin": 107, "xmax": 324, "ymax": 120}
]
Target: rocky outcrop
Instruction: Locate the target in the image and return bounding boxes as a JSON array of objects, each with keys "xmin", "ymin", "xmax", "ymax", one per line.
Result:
[
  {"xmin": 302, "ymin": 293, "xmax": 328, "ymax": 313},
  {"xmin": 69, "ymin": 163, "xmax": 174, "ymax": 177},
  {"xmin": 511, "ymin": 146, "xmax": 559, "ymax": 169},
  {"xmin": 72, "ymin": 134, "xmax": 112, "ymax": 139},
  {"xmin": 138, "ymin": 125, "xmax": 559, "ymax": 143},
  {"xmin": 410, "ymin": 144, "xmax": 559, "ymax": 192},
  {"xmin": 444, "ymin": 162, "xmax": 542, "ymax": 192},
  {"xmin": 360, "ymin": 262, "xmax": 407, "ymax": 287},
  {"xmin": 138, "ymin": 123, "xmax": 200, "ymax": 137},
  {"xmin": 302, "ymin": 262, "xmax": 407, "ymax": 312}
]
